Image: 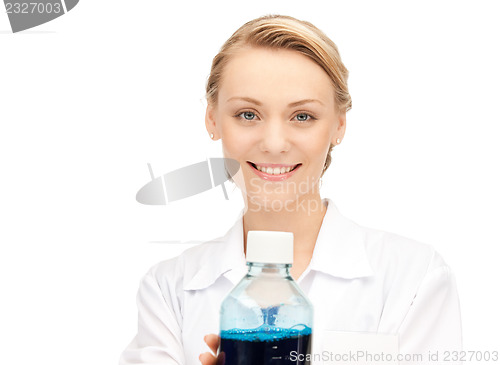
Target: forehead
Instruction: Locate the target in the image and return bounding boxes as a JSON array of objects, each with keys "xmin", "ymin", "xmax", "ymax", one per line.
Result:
[{"xmin": 218, "ymin": 47, "xmax": 335, "ymax": 107}]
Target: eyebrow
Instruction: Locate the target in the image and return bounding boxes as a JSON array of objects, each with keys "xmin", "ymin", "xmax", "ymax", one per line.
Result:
[{"xmin": 226, "ymin": 96, "xmax": 324, "ymax": 107}]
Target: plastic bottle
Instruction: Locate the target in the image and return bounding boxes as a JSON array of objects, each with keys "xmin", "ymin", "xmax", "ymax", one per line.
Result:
[{"xmin": 219, "ymin": 231, "xmax": 313, "ymax": 365}]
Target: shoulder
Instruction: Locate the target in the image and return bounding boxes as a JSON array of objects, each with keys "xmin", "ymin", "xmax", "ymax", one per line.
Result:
[
  {"xmin": 324, "ymin": 200, "xmax": 447, "ymax": 278},
  {"xmin": 355, "ymin": 222, "xmax": 451, "ymax": 295},
  {"xmin": 145, "ymin": 237, "xmax": 226, "ymax": 289},
  {"xmin": 363, "ymin": 224, "xmax": 446, "ymax": 270},
  {"xmin": 150, "ymin": 239, "xmax": 223, "ymax": 272},
  {"xmin": 326, "ymin": 199, "xmax": 449, "ymax": 278},
  {"xmin": 140, "ymin": 213, "xmax": 244, "ymax": 294}
]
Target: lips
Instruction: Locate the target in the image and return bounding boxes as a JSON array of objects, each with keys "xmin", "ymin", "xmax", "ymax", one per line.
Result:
[
  {"xmin": 248, "ymin": 162, "xmax": 300, "ymax": 174},
  {"xmin": 247, "ymin": 161, "xmax": 301, "ymax": 180}
]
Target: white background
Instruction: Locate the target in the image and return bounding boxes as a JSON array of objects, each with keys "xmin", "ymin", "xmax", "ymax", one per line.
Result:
[{"xmin": 1, "ymin": 1, "xmax": 499, "ymax": 364}]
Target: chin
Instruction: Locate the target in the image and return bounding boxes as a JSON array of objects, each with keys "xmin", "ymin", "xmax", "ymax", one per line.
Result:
[{"xmin": 245, "ymin": 191, "xmax": 304, "ymax": 213}]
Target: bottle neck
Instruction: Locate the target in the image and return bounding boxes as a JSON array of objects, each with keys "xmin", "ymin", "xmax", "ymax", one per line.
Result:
[{"xmin": 246, "ymin": 262, "xmax": 292, "ymax": 278}]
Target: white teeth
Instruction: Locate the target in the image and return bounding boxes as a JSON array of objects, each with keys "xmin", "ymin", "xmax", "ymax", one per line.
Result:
[{"xmin": 253, "ymin": 164, "xmax": 297, "ymax": 175}]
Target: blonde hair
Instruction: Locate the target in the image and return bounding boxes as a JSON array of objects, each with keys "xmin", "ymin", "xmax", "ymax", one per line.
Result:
[{"xmin": 205, "ymin": 14, "xmax": 351, "ymax": 175}]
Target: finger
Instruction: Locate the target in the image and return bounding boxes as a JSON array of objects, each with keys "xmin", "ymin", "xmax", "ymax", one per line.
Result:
[
  {"xmin": 204, "ymin": 334, "xmax": 220, "ymax": 354},
  {"xmin": 216, "ymin": 350, "xmax": 226, "ymax": 365},
  {"xmin": 199, "ymin": 352, "xmax": 216, "ymax": 365}
]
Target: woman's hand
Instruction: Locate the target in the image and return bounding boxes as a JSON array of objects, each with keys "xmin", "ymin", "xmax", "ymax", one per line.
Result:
[{"xmin": 199, "ymin": 334, "xmax": 225, "ymax": 365}]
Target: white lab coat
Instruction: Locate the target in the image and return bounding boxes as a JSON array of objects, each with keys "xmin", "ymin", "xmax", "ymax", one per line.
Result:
[{"xmin": 119, "ymin": 198, "xmax": 462, "ymax": 364}]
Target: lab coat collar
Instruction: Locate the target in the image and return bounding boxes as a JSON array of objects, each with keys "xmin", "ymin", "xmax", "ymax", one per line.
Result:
[{"xmin": 183, "ymin": 198, "xmax": 373, "ymax": 291}]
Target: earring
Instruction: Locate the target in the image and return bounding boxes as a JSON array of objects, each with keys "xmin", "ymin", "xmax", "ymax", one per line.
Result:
[
  {"xmin": 210, "ymin": 133, "xmax": 214, "ymax": 139},
  {"xmin": 336, "ymin": 138, "xmax": 341, "ymax": 144}
]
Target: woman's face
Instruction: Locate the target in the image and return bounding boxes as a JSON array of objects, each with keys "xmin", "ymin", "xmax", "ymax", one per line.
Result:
[{"xmin": 206, "ymin": 46, "xmax": 346, "ymax": 211}]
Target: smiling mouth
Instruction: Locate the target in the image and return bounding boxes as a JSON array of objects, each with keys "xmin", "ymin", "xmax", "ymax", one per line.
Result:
[{"xmin": 247, "ymin": 162, "xmax": 301, "ymax": 175}]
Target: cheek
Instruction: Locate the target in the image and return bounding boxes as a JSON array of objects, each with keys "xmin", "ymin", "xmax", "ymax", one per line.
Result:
[
  {"xmin": 308, "ymin": 146, "xmax": 329, "ymax": 172},
  {"xmin": 220, "ymin": 124, "xmax": 251, "ymax": 159},
  {"xmin": 301, "ymin": 130, "xmax": 332, "ymax": 164}
]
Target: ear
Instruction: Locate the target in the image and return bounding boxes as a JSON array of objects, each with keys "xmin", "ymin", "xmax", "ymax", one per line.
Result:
[
  {"xmin": 205, "ymin": 103, "xmax": 219, "ymax": 140},
  {"xmin": 331, "ymin": 110, "xmax": 347, "ymax": 145}
]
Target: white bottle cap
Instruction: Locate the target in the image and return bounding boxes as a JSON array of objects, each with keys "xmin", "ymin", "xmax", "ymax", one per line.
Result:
[{"xmin": 246, "ymin": 231, "xmax": 294, "ymax": 264}]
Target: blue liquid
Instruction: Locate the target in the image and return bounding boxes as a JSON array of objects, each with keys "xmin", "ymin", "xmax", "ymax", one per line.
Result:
[{"xmin": 219, "ymin": 325, "xmax": 312, "ymax": 365}]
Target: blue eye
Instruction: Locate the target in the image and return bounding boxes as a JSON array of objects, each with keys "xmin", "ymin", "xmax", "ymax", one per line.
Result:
[
  {"xmin": 295, "ymin": 113, "xmax": 315, "ymax": 123},
  {"xmin": 236, "ymin": 111, "xmax": 257, "ymax": 121}
]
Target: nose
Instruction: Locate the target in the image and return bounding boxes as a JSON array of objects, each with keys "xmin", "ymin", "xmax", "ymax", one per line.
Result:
[{"xmin": 259, "ymin": 119, "xmax": 291, "ymax": 154}]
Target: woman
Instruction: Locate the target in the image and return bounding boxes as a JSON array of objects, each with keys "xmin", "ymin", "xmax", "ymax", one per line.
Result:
[{"xmin": 120, "ymin": 14, "xmax": 462, "ymax": 365}]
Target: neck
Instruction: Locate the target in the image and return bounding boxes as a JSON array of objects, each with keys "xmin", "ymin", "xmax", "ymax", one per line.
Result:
[{"xmin": 242, "ymin": 193, "xmax": 327, "ymax": 255}]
